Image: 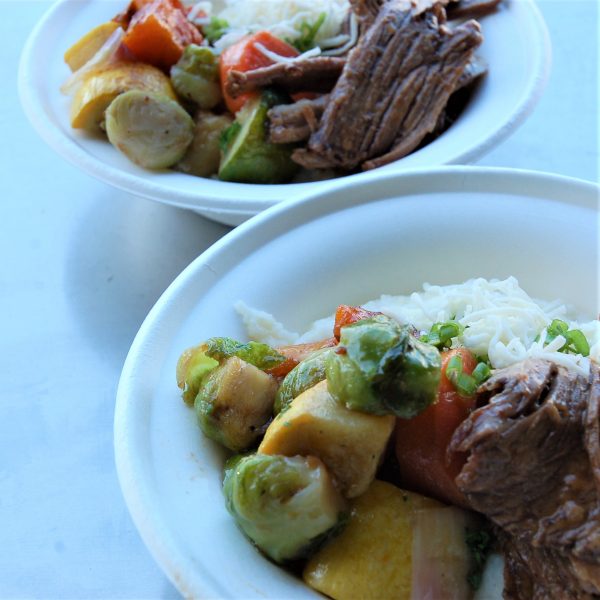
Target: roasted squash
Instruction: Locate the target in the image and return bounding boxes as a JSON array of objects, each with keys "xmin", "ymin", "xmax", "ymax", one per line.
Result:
[{"xmin": 70, "ymin": 62, "xmax": 176, "ymax": 130}]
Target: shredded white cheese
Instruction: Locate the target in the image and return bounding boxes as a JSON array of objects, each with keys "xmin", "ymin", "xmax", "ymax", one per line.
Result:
[
  {"xmin": 236, "ymin": 277, "xmax": 600, "ymax": 376},
  {"xmin": 185, "ymin": 0, "xmax": 351, "ymax": 51},
  {"xmin": 253, "ymin": 42, "xmax": 322, "ymax": 63}
]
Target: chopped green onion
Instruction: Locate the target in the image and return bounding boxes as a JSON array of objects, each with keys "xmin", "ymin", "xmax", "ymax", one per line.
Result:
[
  {"xmin": 564, "ymin": 329, "xmax": 590, "ymax": 356},
  {"xmin": 420, "ymin": 321, "xmax": 464, "ymax": 349},
  {"xmin": 445, "ymin": 354, "xmax": 463, "ymax": 379},
  {"xmin": 289, "ymin": 12, "xmax": 326, "ymax": 52},
  {"xmin": 472, "ymin": 362, "xmax": 491, "ymax": 385},
  {"xmin": 455, "ymin": 372, "xmax": 477, "ymax": 397},
  {"xmin": 445, "ymin": 353, "xmax": 486, "ymax": 397},
  {"xmin": 541, "ymin": 319, "xmax": 591, "ymax": 357},
  {"xmin": 203, "ymin": 17, "xmax": 229, "ymax": 44}
]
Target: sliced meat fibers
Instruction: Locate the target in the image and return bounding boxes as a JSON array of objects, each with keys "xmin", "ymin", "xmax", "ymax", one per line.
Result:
[
  {"xmin": 450, "ymin": 359, "xmax": 600, "ymax": 599},
  {"xmin": 293, "ymin": 0, "xmax": 482, "ymax": 171}
]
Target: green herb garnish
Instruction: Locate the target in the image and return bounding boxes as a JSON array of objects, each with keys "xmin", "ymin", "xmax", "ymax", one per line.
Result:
[
  {"xmin": 203, "ymin": 17, "xmax": 229, "ymax": 44},
  {"xmin": 543, "ymin": 319, "xmax": 590, "ymax": 356},
  {"xmin": 289, "ymin": 12, "xmax": 326, "ymax": 52},
  {"xmin": 420, "ymin": 320, "xmax": 464, "ymax": 349},
  {"xmin": 465, "ymin": 526, "xmax": 495, "ymax": 590},
  {"xmin": 445, "ymin": 354, "xmax": 491, "ymax": 397}
]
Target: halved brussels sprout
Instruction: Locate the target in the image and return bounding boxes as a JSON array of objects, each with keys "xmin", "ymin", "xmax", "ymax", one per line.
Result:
[
  {"xmin": 218, "ymin": 94, "xmax": 299, "ymax": 184},
  {"xmin": 326, "ymin": 315, "xmax": 441, "ymax": 418},
  {"xmin": 177, "ymin": 111, "xmax": 233, "ymax": 178},
  {"xmin": 223, "ymin": 453, "xmax": 347, "ymax": 563},
  {"xmin": 170, "ymin": 45, "xmax": 222, "ymax": 109},
  {"xmin": 274, "ymin": 347, "xmax": 333, "ymax": 414},
  {"xmin": 196, "ymin": 356, "xmax": 278, "ymax": 451},
  {"xmin": 105, "ymin": 90, "xmax": 194, "ymax": 169}
]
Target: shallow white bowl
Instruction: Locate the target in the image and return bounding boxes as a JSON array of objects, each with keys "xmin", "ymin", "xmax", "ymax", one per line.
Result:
[
  {"xmin": 114, "ymin": 166, "xmax": 598, "ymax": 598},
  {"xmin": 19, "ymin": 0, "xmax": 550, "ymax": 226}
]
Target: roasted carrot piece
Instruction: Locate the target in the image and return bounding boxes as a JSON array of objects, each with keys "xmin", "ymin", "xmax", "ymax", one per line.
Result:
[
  {"xmin": 333, "ymin": 305, "xmax": 382, "ymax": 340},
  {"xmin": 122, "ymin": 0, "xmax": 202, "ymax": 70},
  {"xmin": 266, "ymin": 338, "xmax": 337, "ymax": 378},
  {"xmin": 219, "ymin": 31, "xmax": 299, "ymax": 113}
]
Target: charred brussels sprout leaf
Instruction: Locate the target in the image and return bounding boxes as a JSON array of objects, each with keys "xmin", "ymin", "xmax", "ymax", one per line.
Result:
[
  {"xmin": 326, "ymin": 315, "xmax": 441, "ymax": 418},
  {"xmin": 274, "ymin": 348, "xmax": 333, "ymax": 414},
  {"xmin": 223, "ymin": 453, "xmax": 347, "ymax": 563},
  {"xmin": 204, "ymin": 337, "xmax": 285, "ymax": 371}
]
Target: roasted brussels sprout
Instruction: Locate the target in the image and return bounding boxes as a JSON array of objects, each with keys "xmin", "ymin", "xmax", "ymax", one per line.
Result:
[
  {"xmin": 105, "ymin": 90, "xmax": 194, "ymax": 169},
  {"xmin": 218, "ymin": 94, "xmax": 299, "ymax": 184},
  {"xmin": 223, "ymin": 453, "xmax": 347, "ymax": 563},
  {"xmin": 274, "ymin": 347, "xmax": 333, "ymax": 413},
  {"xmin": 196, "ymin": 356, "xmax": 278, "ymax": 451},
  {"xmin": 170, "ymin": 45, "xmax": 222, "ymax": 109},
  {"xmin": 177, "ymin": 111, "xmax": 233, "ymax": 178},
  {"xmin": 326, "ymin": 315, "xmax": 441, "ymax": 418},
  {"xmin": 176, "ymin": 343, "xmax": 219, "ymax": 406}
]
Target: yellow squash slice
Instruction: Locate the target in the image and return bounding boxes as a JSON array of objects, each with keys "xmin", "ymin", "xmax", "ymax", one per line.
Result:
[{"xmin": 70, "ymin": 62, "xmax": 176, "ymax": 130}]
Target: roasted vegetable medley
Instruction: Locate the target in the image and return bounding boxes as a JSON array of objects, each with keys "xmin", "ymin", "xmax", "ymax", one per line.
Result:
[
  {"xmin": 177, "ymin": 282, "xmax": 600, "ymax": 599},
  {"xmin": 62, "ymin": 0, "xmax": 500, "ymax": 183},
  {"xmin": 177, "ymin": 306, "xmax": 500, "ymax": 597}
]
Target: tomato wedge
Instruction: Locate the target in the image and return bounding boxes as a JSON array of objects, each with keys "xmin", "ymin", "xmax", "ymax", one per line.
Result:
[
  {"xmin": 219, "ymin": 31, "xmax": 299, "ymax": 113},
  {"xmin": 394, "ymin": 347, "xmax": 478, "ymax": 507}
]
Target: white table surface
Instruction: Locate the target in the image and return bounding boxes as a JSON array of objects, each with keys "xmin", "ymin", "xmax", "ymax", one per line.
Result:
[{"xmin": 1, "ymin": 1, "xmax": 597, "ymax": 598}]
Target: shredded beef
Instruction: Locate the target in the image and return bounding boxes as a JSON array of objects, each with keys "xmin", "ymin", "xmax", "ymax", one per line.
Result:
[
  {"xmin": 450, "ymin": 359, "xmax": 600, "ymax": 598},
  {"xmin": 447, "ymin": 0, "xmax": 503, "ymax": 20},
  {"xmin": 292, "ymin": 1, "xmax": 482, "ymax": 171},
  {"xmin": 225, "ymin": 57, "xmax": 346, "ymax": 99},
  {"xmin": 267, "ymin": 95, "xmax": 329, "ymax": 144}
]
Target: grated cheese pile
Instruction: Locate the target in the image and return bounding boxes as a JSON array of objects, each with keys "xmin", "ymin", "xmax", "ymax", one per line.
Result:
[
  {"xmin": 185, "ymin": 0, "xmax": 351, "ymax": 51},
  {"xmin": 236, "ymin": 277, "xmax": 600, "ymax": 376}
]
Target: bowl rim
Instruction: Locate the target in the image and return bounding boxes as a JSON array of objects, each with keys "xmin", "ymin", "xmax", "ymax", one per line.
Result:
[
  {"xmin": 19, "ymin": 0, "xmax": 551, "ymax": 217},
  {"xmin": 114, "ymin": 165, "xmax": 599, "ymax": 598}
]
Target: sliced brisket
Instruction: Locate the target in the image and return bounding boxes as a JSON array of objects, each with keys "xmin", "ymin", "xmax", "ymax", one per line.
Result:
[
  {"xmin": 293, "ymin": 1, "xmax": 482, "ymax": 171},
  {"xmin": 450, "ymin": 359, "xmax": 600, "ymax": 598},
  {"xmin": 224, "ymin": 57, "xmax": 346, "ymax": 99},
  {"xmin": 267, "ymin": 95, "xmax": 329, "ymax": 144},
  {"xmin": 447, "ymin": 0, "xmax": 503, "ymax": 20}
]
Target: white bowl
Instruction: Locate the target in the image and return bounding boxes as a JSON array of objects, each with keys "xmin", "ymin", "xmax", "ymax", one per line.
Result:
[
  {"xmin": 114, "ymin": 166, "xmax": 599, "ymax": 598},
  {"xmin": 19, "ymin": 0, "xmax": 550, "ymax": 226}
]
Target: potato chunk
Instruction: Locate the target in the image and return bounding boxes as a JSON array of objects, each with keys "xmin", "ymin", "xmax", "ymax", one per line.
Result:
[
  {"xmin": 258, "ymin": 380, "xmax": 394, "ymax": 498},
  {"xmin": 303, "ymin": 480, "xmax": 441, "ymax": 600}
]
